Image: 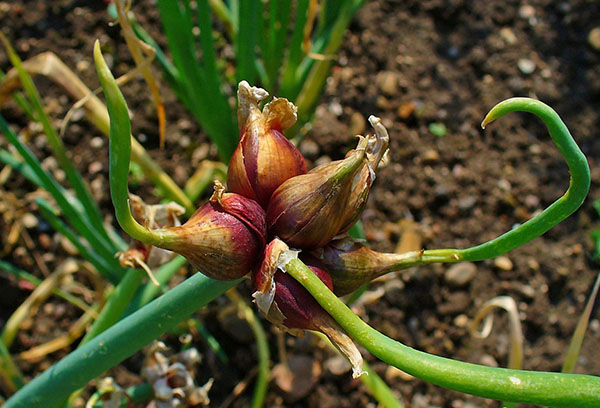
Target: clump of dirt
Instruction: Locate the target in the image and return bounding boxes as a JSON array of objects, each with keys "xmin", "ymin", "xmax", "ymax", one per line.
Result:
[{"xmin": 1, "ymin": 1, "xmax": 599, "ymax": 407}]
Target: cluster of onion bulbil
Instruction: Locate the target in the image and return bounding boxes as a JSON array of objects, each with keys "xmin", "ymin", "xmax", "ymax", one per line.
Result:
[{"xmin": 139, "ymin": 81, "xmax": 422, "ymax": 377}]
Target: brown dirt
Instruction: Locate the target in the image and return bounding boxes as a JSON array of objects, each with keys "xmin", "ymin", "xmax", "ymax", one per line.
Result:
[{"xmin": 1, "ymin": 1, "xmax": 599, "ymax": 407}]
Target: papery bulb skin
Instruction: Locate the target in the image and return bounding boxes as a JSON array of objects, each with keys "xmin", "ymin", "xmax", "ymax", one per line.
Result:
[
  {"xmin": 159, "ymin": 182, "xmax": 266, "ymax": 280},
  {"xmin": 266, "ymin": 137, "xmax": 369, "ymax": 249},
  {"xmin": 337, "ymin": 116, "xmax": 390, "ymax": 234},
  {"xmin": 309, "ymin": 236, "xmax": 424, "ymax": 295},
  {"xmin": 227, "ymin": 81, "xmax": 307, "ymax": 208},
  {"xmin": 252, "ymin": 238, "xmax": 365, "ymax": 378}
]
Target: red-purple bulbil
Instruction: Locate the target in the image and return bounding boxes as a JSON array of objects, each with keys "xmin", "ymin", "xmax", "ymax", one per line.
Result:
[
  {"xmin": 252, "ymin": 239, "xmax": 365, "ymax": 378},
  {"xmin": 157, "ymin": 181, "xmax": 266, "ymax": 280},
  {"xmin": 227, "ymin": 81, "xmax": 307, "ymax": 209}
]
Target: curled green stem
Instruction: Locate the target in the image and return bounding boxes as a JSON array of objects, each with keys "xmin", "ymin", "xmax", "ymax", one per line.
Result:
[
  {"xmin": 284, "ymin": 258, "xmax": 600, "ymax": 407},
  {"xmin": 93, "ymin": 41, "xmax": 178, "ymax": 248},
  {"xmin": 421, "ymin": 98, "xmax": 590, "ymax": 263}
]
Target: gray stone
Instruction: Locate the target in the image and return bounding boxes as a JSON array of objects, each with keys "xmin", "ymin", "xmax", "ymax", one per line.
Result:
[{"xmin": 445, "ymin": 262, "xmax": 477, "ymax": 287}]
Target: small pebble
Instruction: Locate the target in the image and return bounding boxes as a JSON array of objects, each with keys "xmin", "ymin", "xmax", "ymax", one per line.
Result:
[
  {"xmin": 445, "ymin": 262, "xmax": 477, "ymax": 287},
  {"xmin": 90, "ymin": 137, "xmax": 104, "ymax": 149},
  {"xmin": 518, "ymin": 58, "xmax": 536, "ymax": 75},
  {"xmin": 499, "ymin": 27, "xmax": 517, "ymax": 45},
  {"xmin": 524, "ymin": 194, "xmax": 540, "ymax": 209},
  {"xmin": 177, "ymin": 119, "xmax": 193, "ymax": 130},
  {"xmin": 376, "ymin": 71, "xmax": 399, "ymax": 96},
  {"xmin": 178, "ymin": 135, "xmax": 190, "ymax": 148},
  {"xmin": 453, "ymin": 314, "xmax": 469, "ymax": 328},
  {"xmin": 446, "ymin": 46, "xmax": 459, "ymax": 59},
  {"xmin": 480, "ymin": 354, "xmax": 499, "ymax": 367},
  {"xmin": 39, "ymin": 233, "xmax": 52, "ymax": 250},
  {"xmin": 457, "ymin": 196, "xmax": 477, "ymax": 211},
  {"xmin": 76, "ymin": 59, "xmax": 90, "ymax": 73},
  {"xmin": 519, "ymin": 284, "xmax": 536, "ymax": 299},
  {"xmin": 428, "ymin": 122, "xmax": 447, "ymax": 138},
  {"xmin": 54, "ymin": 169, "xmax": 66, "ymax": 183},
  {"xmin": 88, "ymin": 161, "xmax": 103, "ymax": 174},
  {"xmin": 398, "ymin": 101, "xmax": 417, "ymax": 119},
  {"xmin": 438, "ymin": 292, "xmax": 470, "ymax": 315},
  {"xmin": 494, "ymin": 256, "xmax": 513, "ymax": 271},
  {"xmin": 376, "ymin": 95, "xmax": 391, "ymax": 110},
  {"xmin": 518, "ymin": 4, "xmax": 535, "ymax": 19},
  {"xmin": 411, "ymin": 393, "xmax": 434, "ymax": 408},
  {"xmin": 497, "ymin": 179, "xmax": 511, "ymax": 192},
  {"xmin": 21, "ymin": 213, "xmax": 38, "ymax": 229},
  {"xmin": 527, "ymin": 257, "xmax": 540, "ymax": 271},
  {"xmin": 323, "ymin": 355, "xmax": 350, "ymax": 375},
  {"xmin": 299, "ymin": 139, "xmax": 319, "ymax": 158},
  {"xmin": 328, "ymin": 101, "xmax": 343, "ymax": 116},
  {"xmin": 588, "ymin": 27, "xmax": 600, "ymax": 51},
  {"xmin": 422, "ymin": 149, "xmax": 440, "ymax": 163},
  {"xmin": 60, "ymin": 236, "xmax": 79, "ymax": 256}
]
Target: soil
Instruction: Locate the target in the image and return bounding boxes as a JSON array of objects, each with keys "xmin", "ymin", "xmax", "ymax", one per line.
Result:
[{"xmin": 1, "ymin": 1, "xmax": 599, "ymax": 407}]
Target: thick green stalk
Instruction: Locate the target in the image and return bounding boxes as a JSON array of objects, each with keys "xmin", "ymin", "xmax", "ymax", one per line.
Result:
[
  {"xmin": 2, "ymin": 273, "xmax": 239, "ymax": 408},
  {"xmin": 284, "ymin": 258, "xmax": 600, "ymax": 407}
]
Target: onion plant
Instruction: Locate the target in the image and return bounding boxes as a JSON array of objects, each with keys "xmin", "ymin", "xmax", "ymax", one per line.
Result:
[
  {"xmin": 2, "ymin": 3, "xmax": 599, "ymax": 407},
  {"xmin": 6, "ymin": 38, "xmax": 598, "ymax": 407}
]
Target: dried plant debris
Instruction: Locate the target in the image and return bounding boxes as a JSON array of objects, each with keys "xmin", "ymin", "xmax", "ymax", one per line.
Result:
[
  {"xmin": 118, "ymin": 195, "xmax": 185, "ymax": 285},
  {"xmin": 142, "ymin": 341, "xmax": 213, "ymax": 407}
]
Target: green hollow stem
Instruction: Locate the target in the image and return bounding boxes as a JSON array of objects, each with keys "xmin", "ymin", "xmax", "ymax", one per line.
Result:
[
  {"xmin": 294, "ymin": 0, "xmax": 364, "ymax": 129},
  {"xmin": 2, "ymin": 273, "xmax": 239, "ymax": 408},
  {"xmin": 419, "ymin": 98, "xmax": 590, "ymax": 264},
  {"xmin": 94, "ymin": 41, "xmax": 179, "ymax": 248},
  {"xmin": 284, "ymin": 258, "xmax": 600, "ymax": 407}
]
